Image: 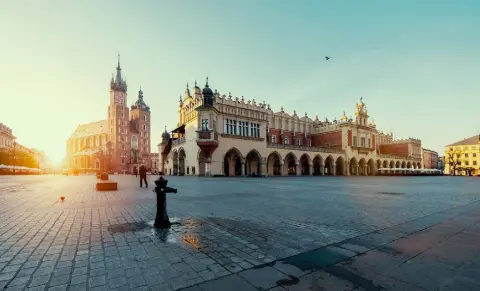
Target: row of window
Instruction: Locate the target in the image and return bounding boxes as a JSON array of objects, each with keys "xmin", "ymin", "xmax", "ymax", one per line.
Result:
[
  {"xmin": 0, "ymin": 137, "xmax": 13, "ymax": 147},
  {"xmin": 271, "ymin": 135, "xmax": 312, "ymax": 147},
  {"xmin": 224, "ymin": 119, "xmax": 261, "ymax": 138},
  {"xmin": 465, "ymin": 161, "xmax": 478, "ymax": 166},
  {"xmin": 352, "ymin": 136, "xmax": 371, "ymax": 148}
]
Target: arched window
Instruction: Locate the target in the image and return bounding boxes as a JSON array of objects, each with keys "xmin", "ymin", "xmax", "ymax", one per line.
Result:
[
  {"xmin": 284, "ymin": 136, "xmax": 289, "ymax": 145},
  {"xmin": 143, "ymin": 115, "xmax": 146, "ymax": 122},
  {"xmin": 272, "ymin": 136, "xmax": 276, "ymax": 144},
  {"xmin": 131, "ymin": 135, "xmax": 138, "ymax": 150},
  {"xmin": 296, "ymin": 138, "xmax": 301, "ymax": 146}
]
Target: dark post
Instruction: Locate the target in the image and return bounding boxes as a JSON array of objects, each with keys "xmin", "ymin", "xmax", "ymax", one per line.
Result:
[{"xmin": 153, "ymin": 176, "xmax": 177, "ymax": 228}]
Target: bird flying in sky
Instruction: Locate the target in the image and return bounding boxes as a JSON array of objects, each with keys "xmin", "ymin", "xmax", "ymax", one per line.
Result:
[{"xmin": 325, "ymin": 56, "xmax": 330, "ymax": 60}]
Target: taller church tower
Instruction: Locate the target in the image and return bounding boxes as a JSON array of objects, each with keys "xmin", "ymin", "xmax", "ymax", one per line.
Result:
[{"xmin": 108, "ymin": 55, "xmax": 130, "ymax": 172}]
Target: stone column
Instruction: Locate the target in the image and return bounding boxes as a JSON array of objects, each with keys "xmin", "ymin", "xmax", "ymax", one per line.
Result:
[
  {"xmin": 280, "ymin": 163, "xmax": 285, "ymax": 176},
  {"xmin": 308, "ymin": 164, "xmax": 313, "ymax": 176},
  {"xmin": 241, "ymin": 162, "xmax": 245, "ymax": 176},
  {"xmin": 364, "ymin": 166, "xmax": 368, "ymax": 176},
  {"xmin": 320, "ymin": 164, "xmax": 325, "ymax": 175},
  {"xmin": 332, "ymin": 163, "xmax": 336, "ymax": 176},
  {"xmin": 296, "ymin": 163, "xmax": 301, "ymax": 176},
  {"xmin": 346, "ymin": 161, "xmax": 350, "ymax": 176}
]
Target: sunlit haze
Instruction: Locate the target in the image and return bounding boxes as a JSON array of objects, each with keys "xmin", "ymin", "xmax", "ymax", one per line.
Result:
[{"xmin": 1, "ymin": 0, "xmax": 479, "ymax": 165}]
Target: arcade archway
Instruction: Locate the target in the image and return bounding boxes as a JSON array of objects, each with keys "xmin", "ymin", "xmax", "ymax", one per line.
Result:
[
  {"xmin": 245, "ymin": 150, "xmax": 261, "ymax": 176},
  {"xmin": 299, "ymin": 154, "xmax": 311, "ymax": 175},
  {"xmin": 267, "ymin": 152, "xmax": 282, "ymax": 176},
  {"xmin": 336, "ymin": 156, "xmax": 345, "ymax": 175},
  {"xmin": 324, "ymin": 156, "xmax": 334, "ymax": 175},
  {"xmin": 349, "ymin": 157, "xmax": 358, "ymax": 176},
  {"xmin": 224, "ymin": 148, "xmax": 243, "ymax": 176},
  {"xmin": 178, "ymin": 148, "xmax": 186, "ymax": 176},
  {"xmin": 284, "ymin": 153, "xmax": 297, "ymax": 175},
  {"xmin": 312, "ymin": 155, "xmax": 323, "ymax": 175}
]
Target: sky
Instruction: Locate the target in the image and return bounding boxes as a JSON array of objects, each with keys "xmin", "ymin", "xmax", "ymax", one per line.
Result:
[{"xmin": 1, "ymin": 0, "xmax": 479, "ymax": 165}]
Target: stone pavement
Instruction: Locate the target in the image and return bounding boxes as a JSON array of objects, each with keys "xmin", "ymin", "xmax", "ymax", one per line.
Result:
[{"xmin": 0, "ymin": 175, "xmax": 479, "ymax": 290}]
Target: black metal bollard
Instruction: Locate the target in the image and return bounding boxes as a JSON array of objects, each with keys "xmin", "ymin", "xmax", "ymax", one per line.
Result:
[{"xmin": 153, "ymin": 176, "xmax": 177, "ymax": 228}]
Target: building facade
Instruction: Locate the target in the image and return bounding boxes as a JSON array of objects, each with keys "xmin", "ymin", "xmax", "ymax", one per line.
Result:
[
  {"xmin": 444, "ymin": 135, "xmax": 480, "ymax": 176},
  {"xmin": 158, "ymin": 79, "xmax": 422, "ymax": 176},
  {"xmin": 0, "ymin": 123, "xmax": 15, "ymax": 152},
  {"xmin": 438, "ymin": 156, "xmax": 445, "ymax": 172},
  {"xmin": 65, "ymin": 56, "xmax": 152, "ymax": 173},
  {"xmin": 422, "ymin": 148, "xmax": 439, "ymax": 169},
  {"xmin": 150, "ymin": 153, "xmax": 159, "ymax": 173}
]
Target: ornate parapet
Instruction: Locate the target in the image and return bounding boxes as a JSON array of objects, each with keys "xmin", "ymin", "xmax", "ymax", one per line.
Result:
[
  {"xmin": 378, "ymin": 154, "xmax": 421, "ymax": 161},
  {"xmin": 267, "ymin": 143, "xmax": 344, "ymax": 154},
  {"xmin": 172, "ymin": 137, "xmax": 185, "ymax": 146}
]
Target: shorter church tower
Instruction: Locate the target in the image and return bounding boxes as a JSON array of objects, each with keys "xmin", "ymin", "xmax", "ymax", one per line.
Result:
[{"xmin": 130, "ymin": 88, "xmax": 152, "ymax": 168}]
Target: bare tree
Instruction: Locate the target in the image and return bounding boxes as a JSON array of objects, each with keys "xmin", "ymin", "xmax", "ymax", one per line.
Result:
[{"xmin": 446, "ymin": 148, "xmax": 462, "ymax": 176}]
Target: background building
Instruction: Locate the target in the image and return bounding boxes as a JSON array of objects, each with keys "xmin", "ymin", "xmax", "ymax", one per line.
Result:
[
  {"xmin": 444, "ymin": 135, "xmax": 480, "ymax": 176},
  {"xmin": 65, "ymin": 56, "xmax": 151, "ymax": 173},
  {"xmin": 422, "ymin": 148, "xmax": 439, "ymax": 169},
  {"xmin": 158, "ymin": 79, "xmax": 422, "ymax": 176},
  {"xmin": 438, "ymin": 156, "xmax": 445, "ymax": 172},
  {"xmin": 150, "ymin": 153, "xmax": 159, "ymax": 173}
]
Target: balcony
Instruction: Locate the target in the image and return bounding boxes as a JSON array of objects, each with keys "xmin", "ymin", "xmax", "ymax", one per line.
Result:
[
  {"xmin": 172, "ymin": 137, "xmax": 186, "ymax": 146},
  {"xmin": 196, "ymin": 130, "xmax": 219, "ymax": 156},
  {"xmin": 196, "ymin": 130, "xmax": 218, "ymax": 142}
]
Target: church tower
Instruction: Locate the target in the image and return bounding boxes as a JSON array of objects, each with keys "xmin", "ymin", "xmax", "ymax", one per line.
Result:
[
  {"xmin": 130, "ymin": 87, "xmax": 151, "ymax": 168},
  {"xmin": 108, "ymin": 55, "xmax": 130, "ymax": 172}
]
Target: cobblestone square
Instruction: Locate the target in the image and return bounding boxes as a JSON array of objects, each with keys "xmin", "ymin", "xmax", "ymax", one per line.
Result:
[{"xmin": 1, "ymin": 175, "xmax": 479, "ymax": 290}]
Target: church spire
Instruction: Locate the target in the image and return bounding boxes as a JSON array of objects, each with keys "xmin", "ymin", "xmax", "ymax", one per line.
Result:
[{"xmin": 111, "ymin": 54, "xmax": 127, "ymax": 92}]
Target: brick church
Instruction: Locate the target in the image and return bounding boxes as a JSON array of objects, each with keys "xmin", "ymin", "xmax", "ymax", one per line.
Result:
[{"xmin": 65, "ymin": 56, "xmax": 151, "ymax": 173}]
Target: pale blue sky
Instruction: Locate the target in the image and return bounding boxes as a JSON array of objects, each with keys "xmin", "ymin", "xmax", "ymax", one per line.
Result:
[{"xmin": 1, "ymin": 0, "xmax": 479, "ymax": 164}]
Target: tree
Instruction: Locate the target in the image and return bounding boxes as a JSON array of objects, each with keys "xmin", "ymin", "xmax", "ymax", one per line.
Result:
[{"xmin": 446, "ymin": 148, "xmax": 462, "ymax": 176}]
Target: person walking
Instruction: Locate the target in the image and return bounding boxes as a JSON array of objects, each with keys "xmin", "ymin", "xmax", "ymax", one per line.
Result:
[{"xmin": 139, "ymin": 164, "xmax": 148, "ymax": 188}]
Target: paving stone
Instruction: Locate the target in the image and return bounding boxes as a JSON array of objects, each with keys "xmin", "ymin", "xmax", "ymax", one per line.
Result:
[
  {"xmin": 238, "ymin": 266, "xmax": 291, "ymax": 290},
  {"xmin": 88, "ymin": 275, "xmax": 106, "ymax": 288},
  {"xmin": 198, "ymin": 274, "xmax": 257, "ymax": 291}
]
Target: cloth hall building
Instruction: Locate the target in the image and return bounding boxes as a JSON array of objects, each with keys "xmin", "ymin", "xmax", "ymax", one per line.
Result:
[
  {"xmin": 158, "ymin": 79, "xmax": 422, "ymax": 176},
  {"xmin": 65, "ymin": 57, "xmax": 152, "ymax": 173}
]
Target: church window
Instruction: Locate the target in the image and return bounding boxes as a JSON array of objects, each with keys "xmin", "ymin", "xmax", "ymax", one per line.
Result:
[
  {"xmin": 296, "ymin": 138, "xmax": 301, "ymax": 146},
  {"xmin": 272, "ymin": 135, "xmax": 276, "ymax": 144},
  {"xmin": 308, "ymin": 139, "xmax": 312, "ymax": 147},
  {"xmin": 284, "ymin": 136, "xmax": 289, "ymax": 145},
  {"xmin": 187, "ymin": 167, "xmax": 190, "ymax": 175},
  {"xmin": 192, "ymin": 167, "xmax": 196, "ymax": 175}
]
